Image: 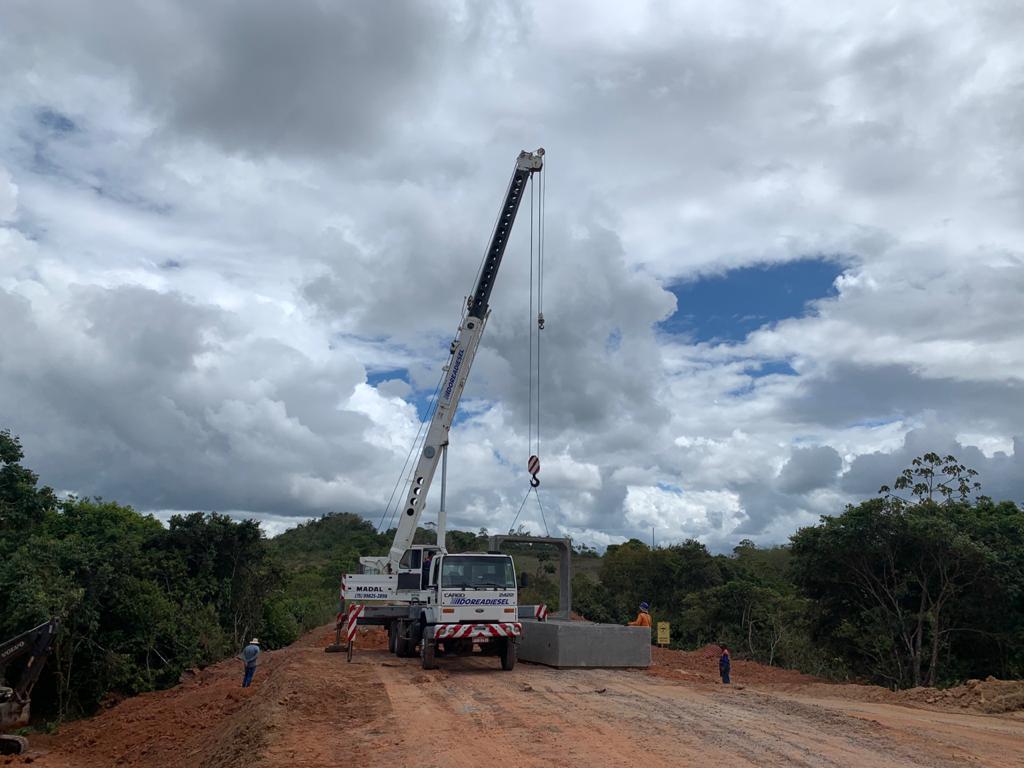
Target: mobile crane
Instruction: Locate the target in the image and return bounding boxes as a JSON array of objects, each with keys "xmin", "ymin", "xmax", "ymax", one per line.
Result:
[
  {"xmin": 341, "ymin": 148, "xmax": 545, "ymax": 670},
  {"xmin": 0, "ymin": 619, "xmax": 59, "ymax": 755}
]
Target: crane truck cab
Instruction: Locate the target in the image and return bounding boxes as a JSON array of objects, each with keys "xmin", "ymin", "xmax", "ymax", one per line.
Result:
[
  {"xmin": 419, "ymin": 551, "xmax": 520, "ymax": 670},
  {"xmin": 344, "ymin": 546, "xmax": 521, "ymax": 670}
]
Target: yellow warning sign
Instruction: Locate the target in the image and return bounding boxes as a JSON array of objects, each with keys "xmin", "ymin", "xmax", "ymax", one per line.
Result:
[{"xmin": 656, "ymin": 621, "xmax": 670, "ymax": 646}]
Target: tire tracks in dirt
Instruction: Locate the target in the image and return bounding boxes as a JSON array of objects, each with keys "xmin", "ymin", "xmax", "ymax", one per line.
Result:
[{"xmin": 363, "ymin": 652, "xmax": 1018, "ymax": 767}]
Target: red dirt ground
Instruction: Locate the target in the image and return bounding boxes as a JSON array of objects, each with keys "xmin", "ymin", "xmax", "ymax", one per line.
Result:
[
  {"xmin": 649, "ymin": 643, "xmax": 1024, "ymax": 715},
  {"xmin": 4, "ymin": 627, "xmax": 1022, "ymax": 768},
  {"xmin": 649, "ymin": 644, "xmax": 820, "ymax": 687}
]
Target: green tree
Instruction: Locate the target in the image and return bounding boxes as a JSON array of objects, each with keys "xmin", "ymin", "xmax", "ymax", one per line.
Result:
[
  {"xmin": 0, "ymin": 429, "xmax": 57, "ymax": 552},
  {"xmin": 792, "ymin": 455, "xmax": 1002, "ymax": 688}
]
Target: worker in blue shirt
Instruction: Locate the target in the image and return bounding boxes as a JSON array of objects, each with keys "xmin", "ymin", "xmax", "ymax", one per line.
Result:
[
  {"xmin": 240, "ymin": 638, "xmax": 260, "ymax": 688},
  {"xmin": 719, "ymin": 645, "xmax": 731, "ymax": 684}
]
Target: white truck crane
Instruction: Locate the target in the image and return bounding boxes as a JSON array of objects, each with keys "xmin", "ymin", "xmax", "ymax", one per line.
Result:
[{"xmin": 341, "ymin": 148, "xmax": 544, "ymax": 671}]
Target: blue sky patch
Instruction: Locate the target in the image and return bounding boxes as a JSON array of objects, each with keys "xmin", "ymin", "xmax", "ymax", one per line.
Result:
[
  {"xmin": 366, "ymin": 368, "xmax": 409, "ymax": 387},
  {"xmin": 660, "ymin": 259, "xmax": 845, "ymax": 343},
  {"xmin": 746, "ymin": 360, "xmax": 798, "ymax": 378},
  {"xmin": 367, "ymin": 368, "xmax": 436, "ymax": 421},
  {"xmin": 412, "ymin": 393, "xmax": 435, "ymax": 422},
  {"xmin": 36, "ymin": 108, "xmax": 77, "ymax": 134}
]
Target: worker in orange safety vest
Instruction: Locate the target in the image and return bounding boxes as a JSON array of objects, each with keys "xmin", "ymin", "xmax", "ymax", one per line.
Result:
[{"xmin": 627, "ymin": 601, "xmax": 652, "ymax": 628}]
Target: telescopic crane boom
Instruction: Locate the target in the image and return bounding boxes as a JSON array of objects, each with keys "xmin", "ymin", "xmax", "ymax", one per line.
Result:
[{"xmin": 361, "ymin": 148, "xmax": 544, "ymax": 573}]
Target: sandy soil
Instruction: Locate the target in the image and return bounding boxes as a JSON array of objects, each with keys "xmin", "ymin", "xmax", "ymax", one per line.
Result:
[{"xmin": 5, "ymin": 625, "xmax": 1022, "ymax": 768}]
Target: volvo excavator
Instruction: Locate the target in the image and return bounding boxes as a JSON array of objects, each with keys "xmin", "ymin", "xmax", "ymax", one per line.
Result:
[{"xmin": 0, "ymin": 619, "xmax": 59, "ymax": 755}]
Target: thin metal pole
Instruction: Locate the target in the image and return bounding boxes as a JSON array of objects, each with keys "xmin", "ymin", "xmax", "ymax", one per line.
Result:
[{"xmin": 438, "ymin": 443, "xmax": 448, "ymax": 551}]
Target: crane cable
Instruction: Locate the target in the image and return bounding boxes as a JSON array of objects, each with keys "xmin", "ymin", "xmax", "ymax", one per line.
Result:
[
  {"xmin": 528, "ymin": 171, "xmax": 546, "ymax": 474},
  {"xmin": 536, "ymin": 164, "xmax": 548, "ymax": 536},
  {"xmin": 377, "ymin": 368, "xmax": 446, "ymax": 533},
  {"xmin": 378, "ymin": 156, "xmax": 523, "ymax": 534},
  {"xmin": 511, "ymin": 164, "xmax": 549, "ymax": 537}
]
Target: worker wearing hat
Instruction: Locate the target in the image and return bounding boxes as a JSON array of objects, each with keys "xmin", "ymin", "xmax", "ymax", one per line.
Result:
[
  {"xmin": 240, "ymin": 637, "xmax": 261, "ymax": 688},
  {"xmin": 627, "ymin": 601, "xmax": 652, "ymax": 628}
]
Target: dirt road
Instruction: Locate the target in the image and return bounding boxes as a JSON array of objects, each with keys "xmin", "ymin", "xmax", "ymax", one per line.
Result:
[
  {"xmin": 360, "ymin": 656, "xmax": 1023, "ymax": 768},
  {"xmin": 9, "ymin": 626, "xmax": 1023, "ymax": 768}
]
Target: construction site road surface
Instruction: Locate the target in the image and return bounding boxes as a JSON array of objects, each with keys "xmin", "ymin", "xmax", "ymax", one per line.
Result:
[{"xmin": 11, "ymin": 625, "xmax": 1023, "ymax": 768}]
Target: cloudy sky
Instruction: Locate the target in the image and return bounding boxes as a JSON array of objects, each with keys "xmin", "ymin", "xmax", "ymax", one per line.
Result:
[{"xmin": 1, "ymin": 1, "xmax": 1022, "ymax": 549}]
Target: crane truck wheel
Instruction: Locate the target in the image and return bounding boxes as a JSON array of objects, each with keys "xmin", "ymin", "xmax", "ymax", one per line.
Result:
[
  {"xmin": 421, "ymin": 636, "xmax": 437, "ymax": 670},
  {"xmin": 395, "ymin": 635, "xmax": 410, "ymax": 657},
  {"xmin": 394, "ymin": 620, "xmax": 414, "ymax": 657},
  {"xmin": 387, "ymin": 623, "xmax": 397, "ymax": 654},
  {"xmin": 500, "ymin": 638, "xmax": 517, "ymax": 671}
]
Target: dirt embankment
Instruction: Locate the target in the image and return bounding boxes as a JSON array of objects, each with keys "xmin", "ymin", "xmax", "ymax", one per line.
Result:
[
  {"xmin": 649, "ymin": 643, "xmax": 1024, "ymax": 716},
  {"xmin": 4, "ymin": 627, "xmax": 387, "ymax": 768},
  {"xmin": 649, "ymin": 644, "xmax": 820, "ymax": 686},
  {"xmin": 6, "ymin": 627, "xmax": 1023, "ymax": 768}
]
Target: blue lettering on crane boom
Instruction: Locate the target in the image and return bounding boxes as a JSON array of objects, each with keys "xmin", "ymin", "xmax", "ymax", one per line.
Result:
[{"xmin": 443, "ymin": 348, "xmax": 466, "ymax": 402}]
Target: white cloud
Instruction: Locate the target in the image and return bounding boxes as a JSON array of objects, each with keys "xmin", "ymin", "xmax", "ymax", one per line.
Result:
[
  {"xmin": 0, "ymin": 165, "xmax": 16, "ymax": 221},
  {"xmin": 624, "ymin": 486, "xmax": 746, "ymax": 546}
]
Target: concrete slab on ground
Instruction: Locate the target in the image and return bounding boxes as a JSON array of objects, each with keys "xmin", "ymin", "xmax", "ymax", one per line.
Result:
[{"xmin": 519, "ymin": 619, "xmax": 651, "ymax": 668}]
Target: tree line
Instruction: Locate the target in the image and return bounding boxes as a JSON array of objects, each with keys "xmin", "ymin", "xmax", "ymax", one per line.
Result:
[
  {"xmin": 573, "ymin": 453, "xmax": 1024, "ymax": 688},
  {"xmin": 0, "ymin": 429, "xmax": 364, "ymax": 719},
  {"xmin": 3, "ymin": 426, "xmax": 1022, "ymax": 725}
]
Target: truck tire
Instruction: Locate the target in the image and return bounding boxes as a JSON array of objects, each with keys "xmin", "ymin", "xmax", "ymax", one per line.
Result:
[
  {"xmin": 394, "ymin": 620, "xmax": 411, "ymax": 657},
  {"xmin": 500, "ymin": 638, "xmax": 517, "ymax": 671},
  {"xmin": 397, "ymin": 622, "xmax": 417, "ymax": 659},
  {"xmin": 421, "ymin": 636, "xmax": 437, "ymax": 670},
  {"xmin": 388, "ymin": 623, "xmax": 397, "ymax": 654}
]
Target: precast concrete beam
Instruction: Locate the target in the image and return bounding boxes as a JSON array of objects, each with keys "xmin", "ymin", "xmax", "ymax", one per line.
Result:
[{"xmin": 518, "ymin": 619, "xmax": 651, "ymax": 668}]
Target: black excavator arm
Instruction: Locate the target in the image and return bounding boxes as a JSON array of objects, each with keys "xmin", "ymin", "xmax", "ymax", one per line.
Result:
[{"xmin": 0, "ymin": 619, "xmax": 59, "ymax": 755}]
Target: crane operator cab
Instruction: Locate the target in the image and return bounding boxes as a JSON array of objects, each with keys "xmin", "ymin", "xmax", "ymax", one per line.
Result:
[{"xmin": 396, "ymin": 544, "xmax": 443, "ymax": 594}]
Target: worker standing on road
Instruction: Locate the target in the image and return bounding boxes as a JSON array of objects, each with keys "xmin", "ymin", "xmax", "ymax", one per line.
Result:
[
  {"xmin": 240, "ymin": 638, "xmax": 260, "ymax": 688},
  {"xmin": 627, "ymin": 601, "xmax": 652, "ymax": 628},
  {"xmin": 719, "ymin": 645, "xmax": 731, "ymax": 684}
]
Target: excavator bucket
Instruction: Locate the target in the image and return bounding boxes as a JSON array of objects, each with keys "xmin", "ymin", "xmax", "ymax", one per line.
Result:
[{"xmin": 0, "ymin": 697, "xmax": 30, "ymax": 754}]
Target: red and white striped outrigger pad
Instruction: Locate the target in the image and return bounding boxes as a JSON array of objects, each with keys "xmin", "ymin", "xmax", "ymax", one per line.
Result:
[
  {"xmin": 534, "ymin": 604, "xmax": 549, "ymax": 621},
  {"xmin": 345, "ymin": 603, "xmax": 364, "ymax": 643},
  {"xmin": 433, "ymin": 622, "xmax": 522, "ymax": 640}
]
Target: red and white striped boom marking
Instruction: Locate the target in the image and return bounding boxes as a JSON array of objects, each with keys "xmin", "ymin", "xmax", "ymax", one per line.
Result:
[
  {"xmin": 433, "ymin": 622, "xmax": 522, "ymax": 640},
  {"xmin": 534, "ymin": 604, "xmax": 549, "ymax": 621},
  {"xmin": 345, "ymin": 603, "xmax": 364, "ymax": 644}
]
